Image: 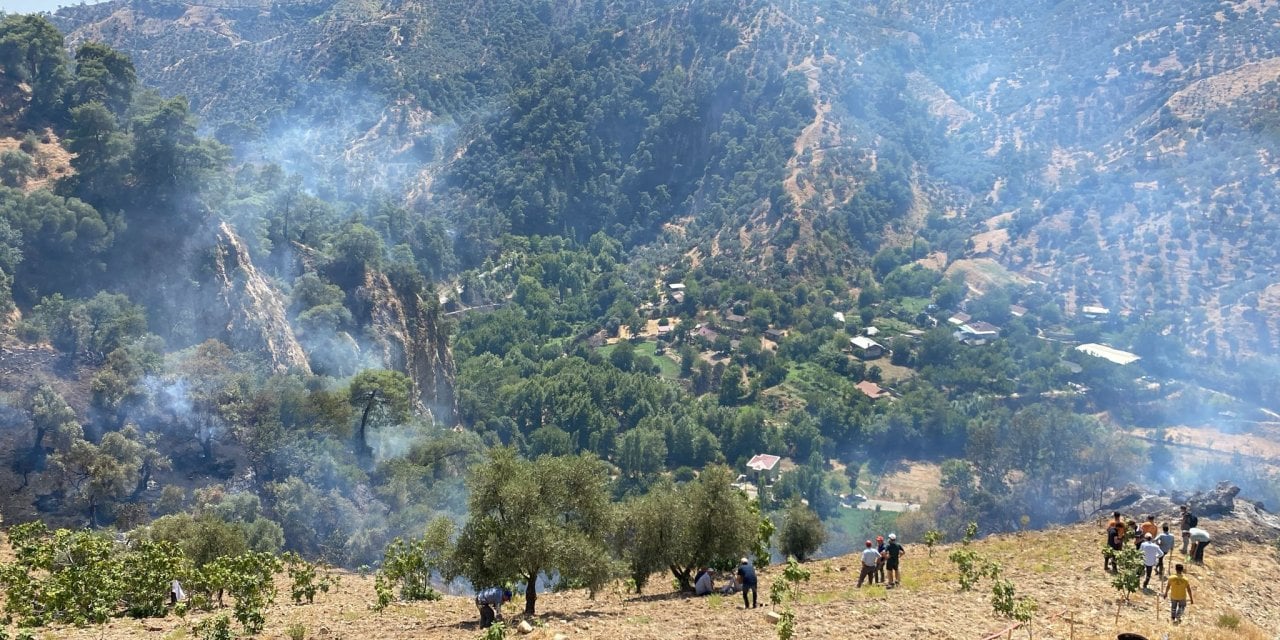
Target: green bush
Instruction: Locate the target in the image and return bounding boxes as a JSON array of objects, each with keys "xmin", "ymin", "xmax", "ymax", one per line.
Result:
[{"xmin": 194, "ymin": 614, "xmax": 233, "ymax": 640}]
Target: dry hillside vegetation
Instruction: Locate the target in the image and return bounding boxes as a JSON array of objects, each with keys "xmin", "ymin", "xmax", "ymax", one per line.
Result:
[
  {"xmin": 23, "ymin": 515, "xmax": 1280, "ymax": 640},
  {"xmin": 0, "ymin": 131, "xmax": 74, "ymax": 191}
]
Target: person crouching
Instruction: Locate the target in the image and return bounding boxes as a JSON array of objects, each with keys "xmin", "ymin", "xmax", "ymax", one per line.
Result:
[{"xmin": 476, "ymin": 587, "xmax": 512, "ymax": 628}]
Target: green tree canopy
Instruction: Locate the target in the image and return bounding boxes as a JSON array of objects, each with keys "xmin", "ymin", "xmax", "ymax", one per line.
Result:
[{"xmin": 452, "ymin": 448, "xmax": 614, "ymax": 615}]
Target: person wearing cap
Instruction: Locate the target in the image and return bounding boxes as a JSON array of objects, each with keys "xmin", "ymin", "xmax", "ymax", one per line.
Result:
[
  {"xmin": 884, "ymin": 533, "xmax": 905, "ymax": 588},
  {"xmin": 874, "ymin": 535, "xmax": 887, "ymax": 584},
  {"xmin": 694, "ymin": 567, "xmax": 715, "ymax": 596},
  {"xmin": 857, "ymin": 541, "xmax": 880, "ymax": 588},
  {"xmin": 475, "ymin": 587, "xmax": 512, "ymax": 628},
  {"xmin": 1139, "ymin": 532, "xmax": 1163, "ymax": 590},
  {"xmin": 735, "ymin": 557, "xmax": 758, "ymax": 608}
]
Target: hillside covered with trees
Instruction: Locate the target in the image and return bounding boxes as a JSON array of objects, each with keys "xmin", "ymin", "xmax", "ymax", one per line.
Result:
[{"xmin": 2, "ymin": 1, "xmax": 1280, "ymax": 638}]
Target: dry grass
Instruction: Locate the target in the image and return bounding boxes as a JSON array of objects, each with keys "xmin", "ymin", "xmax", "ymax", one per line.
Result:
[{"xmin": 20, "ymin": 515, "xmax": 1280, "ymax": 640}]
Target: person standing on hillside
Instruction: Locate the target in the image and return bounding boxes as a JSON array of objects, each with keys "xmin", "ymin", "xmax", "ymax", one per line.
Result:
[
  {"xmin": 736, "ymin": 558, "xmax": 758, "ymax": 608},
  {"xmin": 1127, "ymin": 519, "xmax": 1142, "ymax": 550},
  {"xmin": 884, "ymin": 533, "xmax": 905, "ymax": 588},
  {"xmin": 1155, "ymin": 523, "xmax": 1176, "ymax": 576},
  {"xmin": 1139, "ymin": 533, "xmax": 1163, "ymax": 590},
  {"xmin": 1104, "ymin": 518, "xmax": 1123, "ymax": 572},
  {"xmin": 857, "ymin": 540, "xmax": 880, "ymax": 588},
  {"xmin": 1179, "ymin": 505, "xmax": 1196, "ymax": 556},
  {"xmin": 1162, "ymin": 563, "xmax": 1194, "ymax": 623},
  {"xmin": 874, "ymin": 535, "xmax": 886, "ymax": 584},
  {"xmin": 1188, "ymin": 526, "xmax": 1211, "ymax": 564},
  {"xmin": 1140, "ymin": 515, "xmax": 1159, "ymax": 540},
  {"xmin": 1108, "ymin": 511, "xmax": 1127, "ymax": 539}
]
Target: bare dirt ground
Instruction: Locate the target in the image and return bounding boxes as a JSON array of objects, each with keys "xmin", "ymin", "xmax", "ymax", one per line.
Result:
[
  {"xmin": 873, "ymin": 461, "xmax": 941, "ymax": 505},
  {"xmin": 1133, "ymin": 423, "xmax": 1280, "ymax": 470},
  {"xmin": 28, "ymin": 515, "xmax": 1280, "ymax": 640},
  {"xmin": 0, "ymin": 130, "xmax": 75, "ymax": 192}
]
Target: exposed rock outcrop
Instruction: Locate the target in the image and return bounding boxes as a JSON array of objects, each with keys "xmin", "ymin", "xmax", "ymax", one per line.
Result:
[
  {"xmin": 211, "ymin": 222, "xmax": 312, "ymax": 375},
  {"xmin": 1087, "ymin": 481, "xmax": 1280, "ymax": 544},
  {"xmin": 356, "ymin": 270, "xmax": 456, "ymax": 424}
]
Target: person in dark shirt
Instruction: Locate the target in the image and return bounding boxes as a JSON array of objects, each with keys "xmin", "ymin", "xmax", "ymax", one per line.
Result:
[
  {"xmin": 1100, "ymin": 522, "xmax": 1121, "ymax": 573},
  {"xmin": 735, "ymin": 557, "xmax": 758, "ymax": 608},
  {"xmin": 875, "ymin": 535, "xmax": 886, "ymax": 584},
  {"xmin": 884, "ymin": 533, "xmax": 906, "ymax": 588}
]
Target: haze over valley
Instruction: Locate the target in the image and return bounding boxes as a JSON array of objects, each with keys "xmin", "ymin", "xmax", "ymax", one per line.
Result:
[{"xmin": 1, "ymin": 0, "xmax": 1280, "ymax": 638}]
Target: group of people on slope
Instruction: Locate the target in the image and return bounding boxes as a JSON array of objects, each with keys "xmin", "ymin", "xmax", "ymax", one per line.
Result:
[
  {"xmin": 1104, "ymin": 505, "xmax": 1207, "ymax": 624},
  {"xmin": 856, "ymin": 533, "xmax": 904, "ymax": 588},
  {"xmin": 693, "ymin": 558, "xmax": 761, "ymax": 608}
]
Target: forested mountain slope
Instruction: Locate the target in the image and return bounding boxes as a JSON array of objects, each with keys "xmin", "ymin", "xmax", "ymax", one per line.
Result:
[{"xmin": 52, "ymin": 0, "xmax": 1280, "ymax": 367}]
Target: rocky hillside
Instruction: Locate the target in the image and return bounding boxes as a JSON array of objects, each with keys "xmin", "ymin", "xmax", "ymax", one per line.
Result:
[
  {"xmin": 33, "ymin": 489, "xmax": 1280, "ymax": 640},
  {"xmin": 49, "ymin": 0, "xmax": 1280, "ymax": 362}
]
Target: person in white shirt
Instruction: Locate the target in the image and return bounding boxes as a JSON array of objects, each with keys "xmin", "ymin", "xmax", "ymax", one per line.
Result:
[
  {"xmin": 1139, "ymin": 533, "xmax": 1163, "ymax": 590},
  {"xmin": 857, "ymin": 540, "xmax": 880, "ymax": 588},
  {"xmin": 694, "ymin": 568, "xmax": 714, "ymax": 596},
  {"xmin": 1188, "ymin": 527, "xmax": 1211, "ymax": 564}
]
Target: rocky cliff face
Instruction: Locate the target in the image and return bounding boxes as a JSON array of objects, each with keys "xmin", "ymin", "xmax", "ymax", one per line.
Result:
[
  {"xmin": 357, "ymin": 270, "xmax": 456, "ymax": 424},
  {"xmin": 211, "ymin": 221, "xmax": 312, "ymax": 374}
]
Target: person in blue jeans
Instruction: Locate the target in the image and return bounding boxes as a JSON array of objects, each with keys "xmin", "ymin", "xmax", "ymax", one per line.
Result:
[{"xmin": 735, "ymin": 558, "xmax": 758, "ymax": 608}]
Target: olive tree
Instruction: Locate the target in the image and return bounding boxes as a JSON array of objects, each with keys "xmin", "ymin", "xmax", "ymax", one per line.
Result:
[
  {"xmin": 452, "ymin": 448, "xmax": 614, "ymax": 615},
  {"xmin": 618, "ymin": 465, "xmax": 760, "ymax": 592},
  {"xmin": 778, "ymin": 500, "xmax": 826, "ymax": 562}
]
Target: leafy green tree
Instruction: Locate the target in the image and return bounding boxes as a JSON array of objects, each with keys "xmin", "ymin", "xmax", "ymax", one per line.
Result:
[
  {"xmin": 328, "ymin": 223, "xmax": 384, "ymax": 284},
  {"xmin": 62, "ymin": 101, "xmax": 132, "ymax": 206},
  {"xmin": 0, "ymin": 15, "xmax": 70, "ymax": 121},
  {"xmin": 349, "ymin": 369, "xmax": 414, "ymax": 456},
  {"xmin": 47, "ymin": 426, "xmax": 157, "ymax": 525},
  {"xmin": 0, "ymin": 149, "xmax": 34, "ymax": 187},
  {"xmin": 778, "ymin": 500, "xmax": 826, "ymax": 562},
  {"xmin": 377, "ymin": 520, "xmax": 451, "ymax": 602},
  {"xmin": 128, "ymin": 97, "xmax": 228, "ymax": 209},
  {"xmin": 0, "ymin": 188, "xmax": 120, "ymax": 300},
  {"xmin": 70, "ymin": 41, "xmax": 136, "ymax": 115},
  {"xmin": 615, "ymin": 427, "xmax": 667, "ymax": 478},
  {"xmin": 453, "ymin": 449, "xmax": 614, "ymax": 615},
  {"xmin": 620, "ymin": 465, "xmax": 761, "ymax": 592},
  {"xmin": 24, "ymin": 383, "xmax": 82, "ymax": 470}
]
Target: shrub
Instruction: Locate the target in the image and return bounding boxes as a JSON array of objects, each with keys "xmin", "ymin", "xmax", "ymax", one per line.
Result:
[
  {"xmin": 282, "ymin": 552, "xmax": 335, "ymax": 604},
  {"xmin": 194, "ymin": 614, "xmax": 233, "ymax": 640},
  {"xmin": 286, "ymin": 622, "xmax": 307, "ymax": 640},
  {"xmin": 923, "ymin": 530, "xmax": 943, "ymax": 556},
  {"xmin": 949, "ymin": 548, "xmax": 1000, "ymax": 592},
  {"xmin": 1216, "ymin": 612, "xmax": 1241, "ymax": 630}
]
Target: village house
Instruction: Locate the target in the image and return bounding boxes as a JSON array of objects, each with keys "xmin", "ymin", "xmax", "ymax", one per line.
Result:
[
  {"xmin": 855, "ymin": 380, "xmax": 891, "ymax": 400},
  {"xmin": 745, "ymin": 453, "xmax": 782, "ymax": 484},
  {"xmin": 1081, "ymin": 304, "xmax": 1110, "ymax": 319},
  {"xmin": 849, "ymin": 335, "xmax": 885, "ymax": 359},
  {"xmin": 1075, "ymin": 343, "xmax": 1140, "ymax": 365},
  {"xmin": 955, "ymin": 320, "xmax": 1000, "ymax": 345}
]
